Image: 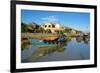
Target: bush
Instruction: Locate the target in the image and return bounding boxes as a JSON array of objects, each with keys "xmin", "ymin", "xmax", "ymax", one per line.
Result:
[{"xmin": 21, "ymin": 22, "xmax": 28, "ymax": 32}]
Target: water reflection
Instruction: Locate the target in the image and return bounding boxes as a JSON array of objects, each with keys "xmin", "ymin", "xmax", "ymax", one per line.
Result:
[
  {"xmin": 22, "ymin": 41, "xmax": 67, "ymax": 62},
  {"xmin": 76, "ymin": 36, "xmax": 90, "ymax": 44},
  {"xmin": 21, "ymin": 36, "xmax": 90, "ymax": 63}
]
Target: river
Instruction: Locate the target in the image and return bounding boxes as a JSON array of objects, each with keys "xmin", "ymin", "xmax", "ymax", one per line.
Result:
[{"xmin": 21, "ymin": 36, "xmax": 90, "ymax": 63}]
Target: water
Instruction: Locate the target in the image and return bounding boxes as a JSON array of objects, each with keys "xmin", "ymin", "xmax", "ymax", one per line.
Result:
[{"xmin": 21, "ymin": 37, "xmax": 90, "ymax": 63}]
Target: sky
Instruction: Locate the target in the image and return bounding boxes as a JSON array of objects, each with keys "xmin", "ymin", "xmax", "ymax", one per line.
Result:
[{"xmin": 21, "ymin": 10, "xmax": 90, "ymax": 32}]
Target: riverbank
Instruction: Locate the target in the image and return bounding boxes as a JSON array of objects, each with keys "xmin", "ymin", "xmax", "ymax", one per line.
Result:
[
  {"xmin": 21, "ymin": 32, "xmax": 89, "ymax": 51},
  {"xmin": 21, "ymin": 33, "xmax": 59, "ymax": 40}
]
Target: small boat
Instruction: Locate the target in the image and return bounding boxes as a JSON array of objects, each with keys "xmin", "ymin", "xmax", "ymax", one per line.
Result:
[
  {"xmin": 58, "ymin": 37, "xmax": 66, "ymax": 42},
  {"xmin": 43, "ymin": 36, "xmax": 58, "ymax": 41},
  {"xmin": 43, "ymin": 36, "xmax": 67, "ymax": 45}
]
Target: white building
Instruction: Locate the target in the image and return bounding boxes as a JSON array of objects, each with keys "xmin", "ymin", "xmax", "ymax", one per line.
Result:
[{"xmin": 41, "ymin": 22, "xmax": 65, "ymax": 33}]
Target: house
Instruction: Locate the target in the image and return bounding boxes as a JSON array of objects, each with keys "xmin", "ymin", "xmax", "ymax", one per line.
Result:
[
  {"xmin": 41, "ymin": 22, "xmax": 65, "ymax": 33},
  {"xmin": 71, "ymin": 29, "xmax": 77, "ymax": 34}
]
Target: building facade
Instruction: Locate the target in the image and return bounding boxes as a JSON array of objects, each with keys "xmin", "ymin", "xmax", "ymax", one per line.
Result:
[{"xmin": 41, "ymin": 22, "xmax": 65, "ymax": 33}]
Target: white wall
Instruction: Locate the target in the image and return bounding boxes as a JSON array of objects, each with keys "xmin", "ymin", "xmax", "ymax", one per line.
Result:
[{"xmin": 0, "ymin": 0, "xmax": 99, "ymax": 73}]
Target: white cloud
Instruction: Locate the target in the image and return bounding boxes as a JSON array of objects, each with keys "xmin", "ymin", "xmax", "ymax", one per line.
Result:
[{"xmin": 42, "ymin": 16, "xmax": 59, "ymax": 22}]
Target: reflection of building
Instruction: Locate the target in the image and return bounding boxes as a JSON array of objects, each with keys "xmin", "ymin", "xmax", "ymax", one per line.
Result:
[{"xmin": 41, "ymin": 22, "xmax": 65, "ymax": 33}]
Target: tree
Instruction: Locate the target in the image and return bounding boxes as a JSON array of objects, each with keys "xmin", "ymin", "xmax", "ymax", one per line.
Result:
[
  {"xmin": 27, "ymin": 24, "xmax": 35, "ymax": 33},
  {"xmin": 46, "ymin": 29, "xmax": 51, "ymax": 33},
  {"xmin": 21, "ymin": 22, "xmax": 28, "ymax": 32}
]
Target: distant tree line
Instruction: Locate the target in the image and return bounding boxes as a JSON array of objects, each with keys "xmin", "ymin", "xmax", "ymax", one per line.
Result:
[
  {"xmin": 21, "ymin": 22, "xmax": 52, "ymax": 33},
  {"xmin": 21, "ymin": 22, "xmax": 85, "ymax": 35}
]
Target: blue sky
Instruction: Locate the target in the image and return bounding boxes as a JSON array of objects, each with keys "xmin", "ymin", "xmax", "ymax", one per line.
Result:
[{"xmin": 21, "ymin": 10, "xmax": 90, "ymax": 32}]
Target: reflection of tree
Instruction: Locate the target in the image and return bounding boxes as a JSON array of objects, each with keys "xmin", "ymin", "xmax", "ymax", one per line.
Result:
[
  {"xmin": 21, "ymin": 38, "xmax": 31, "ymax": 51},
  {"xmin": 25, "ymin": 37, "xmax": 73, "ymax": 62},
  {"xmin": 66, "ymin": 37, "xmax": 72, "ymax": 42},
  {"xmin": 26, "ymin": 43, "xmax": 67, "ymax": 62},
  {"xmin": 76, "ymin": 36, "xmax": 90, "ymax": 44},
  {"xmin": 76, "ymin": 37, "xmax": 82, "ymax": 44},
  {"xmin": 57, "ymin": 47, "xmax": 66, "ymax": 52},
  {"xmin": 83, "ymin": 36, "xmax": 90, "ymax": 44}
]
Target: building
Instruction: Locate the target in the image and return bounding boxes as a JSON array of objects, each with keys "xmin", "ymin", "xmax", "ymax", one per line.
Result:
[{"xmin": 41, "ymin": 22, "xmax": 65, "ymax": 33}]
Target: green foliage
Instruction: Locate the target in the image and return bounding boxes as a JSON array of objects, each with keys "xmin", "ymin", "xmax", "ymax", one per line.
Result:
[
  {"xmin": 21, "ymin": 22, "xmax": 28, "ymax": 32},
  {"xmin": 21, "ymin": 40, "xmax": 31, "ymax": 51},
  {"xmin": 21, "ymin": 22, "xmax": 45, "ymax": 33}
]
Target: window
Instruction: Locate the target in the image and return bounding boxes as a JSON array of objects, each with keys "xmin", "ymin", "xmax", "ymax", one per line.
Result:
[
  {"xmin": 45, "ymin": 25, "xmax": 47, "ymax": 28},
  {"xmin": 49, "ymin": 25, "xmax": 51, "ymax": 27},
  {"xmin": 52, "ymin": 25, "xmax": 55, "ymax": 28}
]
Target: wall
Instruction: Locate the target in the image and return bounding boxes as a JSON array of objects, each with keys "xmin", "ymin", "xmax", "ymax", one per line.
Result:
[{"xmin": 0, "ymin": 0, "xmax": 99, "ymax": 73}]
